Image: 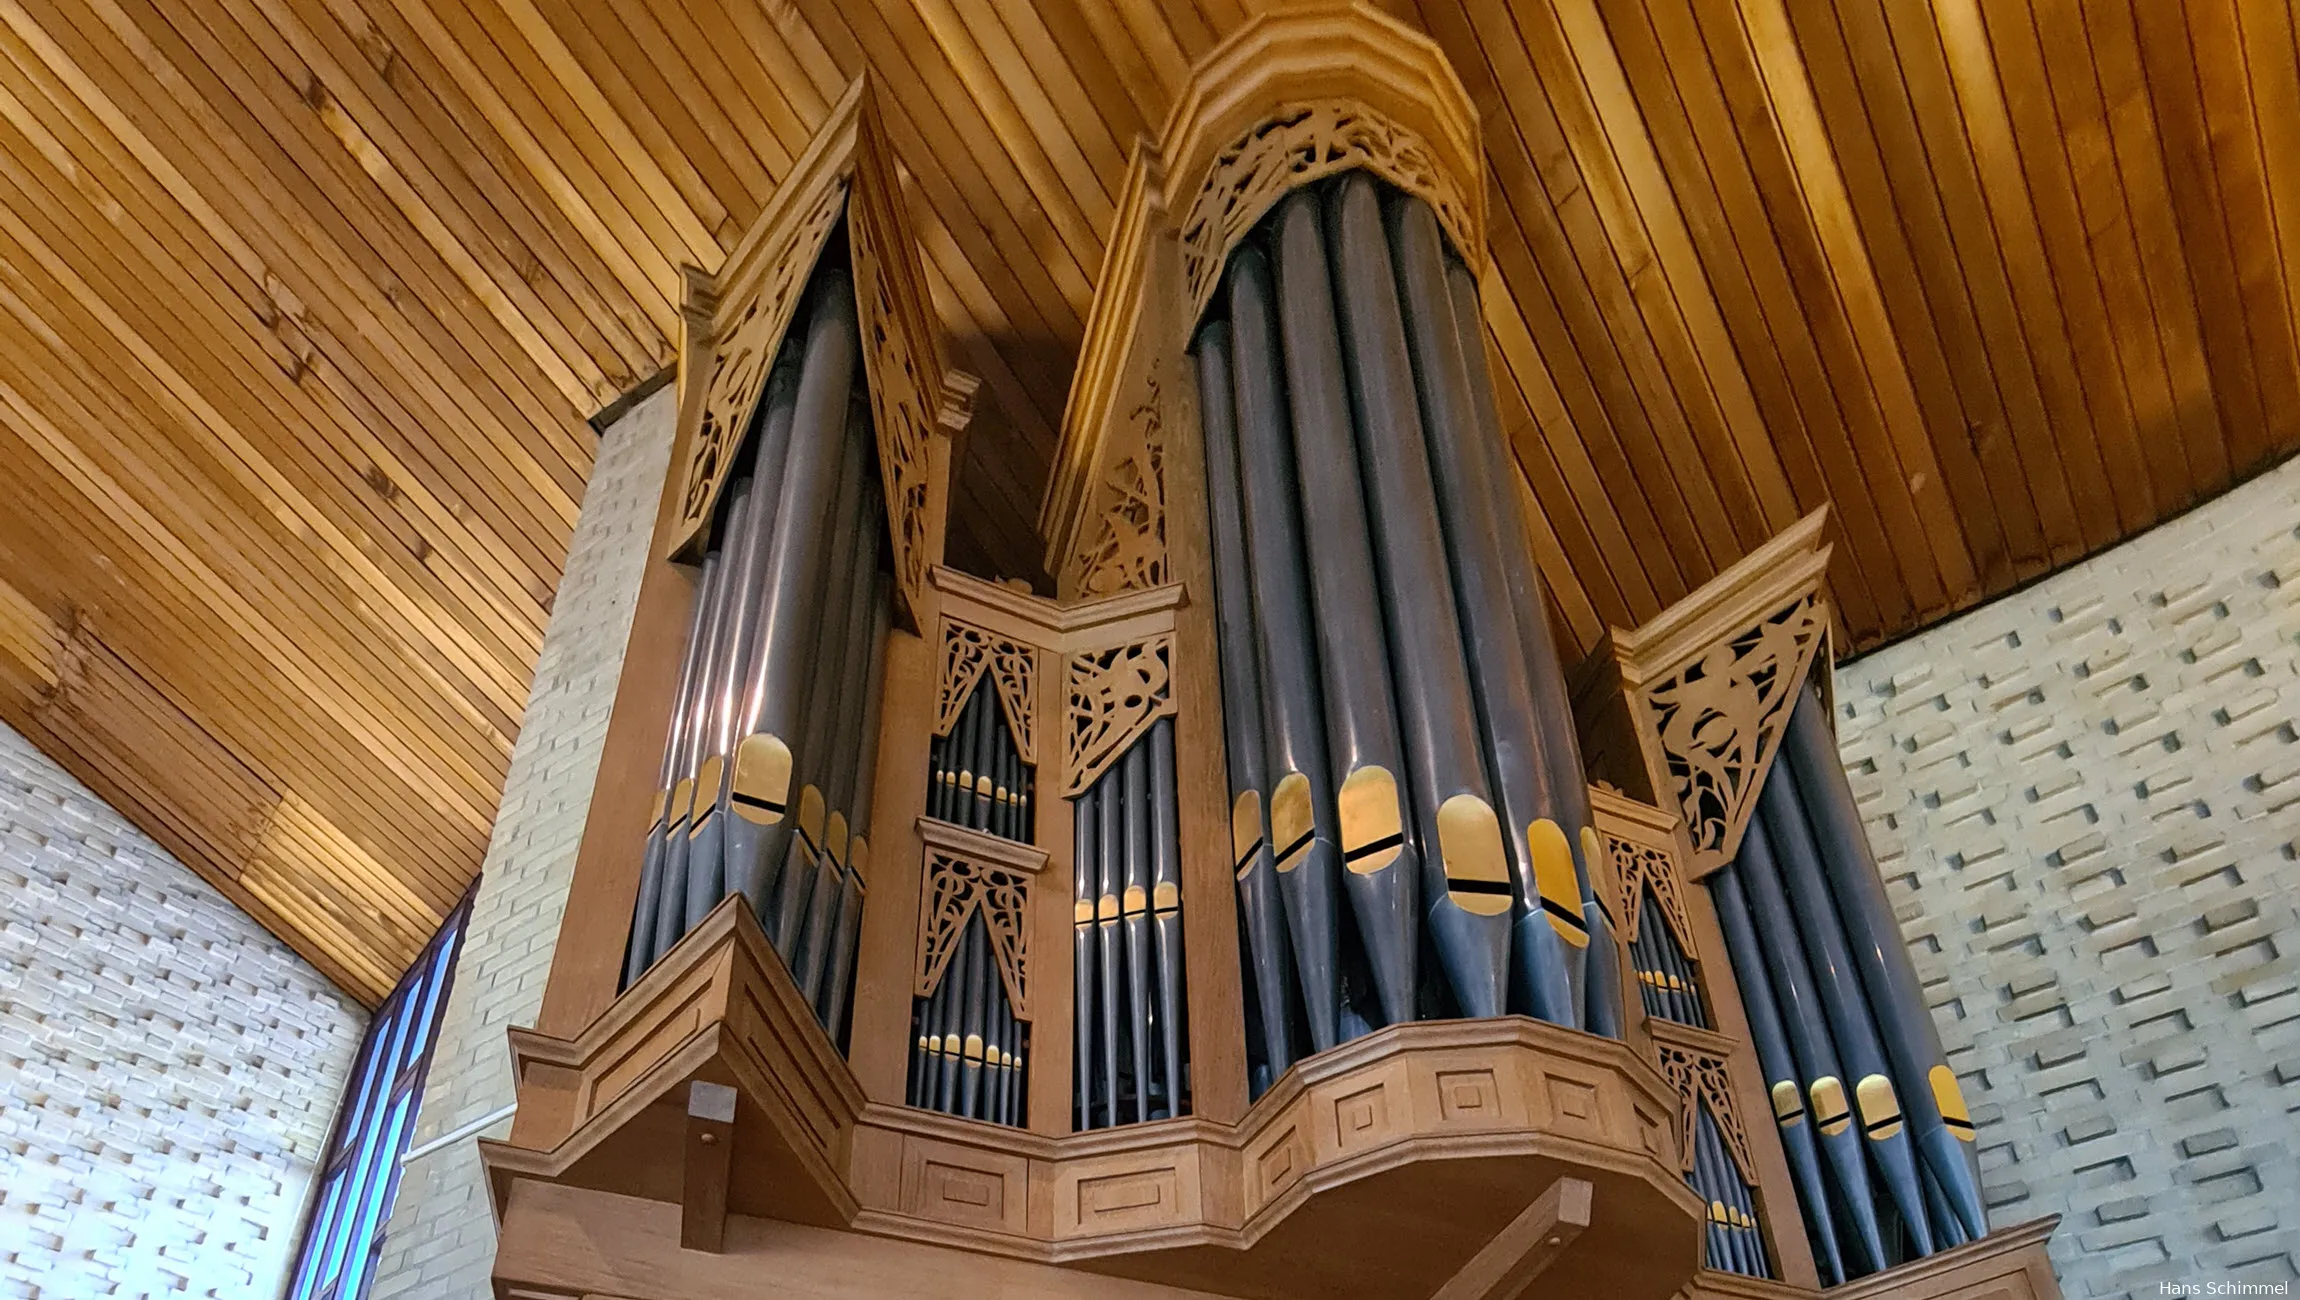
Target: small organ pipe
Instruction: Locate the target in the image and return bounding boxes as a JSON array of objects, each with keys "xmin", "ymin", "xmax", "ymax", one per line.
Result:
[
  {"xmin": 1073, "ymin": 784, "xmax": 1098, "ymax": 1129},
  {"xmin": 1150, "ymin": 718, "xmax": 1187, "ymax": 1118},
  {"xmin": 1227, "ymin": 246, "xmax": 1345, "ymax": 1051},
  {"xmin": 1097, "ymin": 775, "xmax": 1124, "ymax": 1129},
  {"xmin": 1326, "ymin": 172, "xmax": 1508, "ymax": 1017},
  {"xmin": 1121, "ymin": 743, "xmax": 1154, "ymax": 1123}
]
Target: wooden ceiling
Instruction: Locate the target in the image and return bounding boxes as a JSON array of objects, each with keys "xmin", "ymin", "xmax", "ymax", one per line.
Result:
[{"xmin": 0, "ymin": 0, "xmax": 2291, "ymax": 999}]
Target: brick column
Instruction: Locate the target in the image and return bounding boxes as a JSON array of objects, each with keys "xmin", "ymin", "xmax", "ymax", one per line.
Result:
[{"xmin": 369, "ymin": 386, "xmax": 675, "ymax": 1300}]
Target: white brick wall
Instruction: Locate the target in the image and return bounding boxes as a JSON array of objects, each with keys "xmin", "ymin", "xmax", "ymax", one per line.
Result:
[
  {"xmin": 368, "ymin": 386, "xmax": 674, "ymax": 1300},
  {"xmin": 1838, "ymin": 458, "xmax": 2300, "ymax": 1300},
  {"xmin": 0, "ymin": 720, "xmax": 365, "ymax": 1300}
]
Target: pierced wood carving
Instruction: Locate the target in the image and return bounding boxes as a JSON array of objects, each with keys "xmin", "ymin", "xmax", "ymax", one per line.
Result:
[
  {"xmin": 1657, "ymin": 1043, "xmax": 1756, "ymax": 1184},
  {"xmin": 676, "ymin": 184, "xmax": 848, "ymax": 548},
  {"xmin": 1603, "ymin": 829, "xmax": 1695, "ymax": 958},
  {"xmin": 850, "ymin": 165, "xmax": 937, "ymax": 624},
  {"xmin": 916, "ymin": 848, "xmax": 1032, "ymax": 1020},
  {"xmin": 1062, "ymin": 634, "xmax": 1176, "ymax": 797},
  {"xmin": 1642, "ymin": 594, "xmax": 1827, "ymax": 871},
  {"xmin": 934, "ymin": 618, "xmax": 1038, "ymax": 764},
  {"xmin": 1068, "ymin": 358, "xmax": 1168, "ymax": 600},
  {"xmin": 1178, "ymin": 101, "xmax": 1477, "ymax": 325}
]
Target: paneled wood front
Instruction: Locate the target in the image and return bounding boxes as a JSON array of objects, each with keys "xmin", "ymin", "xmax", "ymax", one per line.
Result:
[{"xmin": 1, "ymin": 0, "xmax": 2291, "ymax": 995}]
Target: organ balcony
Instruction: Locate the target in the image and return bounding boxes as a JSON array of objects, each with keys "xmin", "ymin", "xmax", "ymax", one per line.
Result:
[{"xmin": 476, "ymin": 8, "xmax": 2064, "ymax": 1300}]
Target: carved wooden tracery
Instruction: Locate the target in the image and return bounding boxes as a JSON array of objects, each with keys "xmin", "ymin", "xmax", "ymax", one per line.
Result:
[
  {"xmin": 934, "ymin": 617, "xmax": 1038, "ymax": 764},
  {"xmin": 668, "ymin": 79, "xmax": 944, "ymax": 626},
  {"xmin": 915, "ymin": 844, "xmax": 1033, "ymax": 1020},
  {"xmin": 1602, "ymin": 828, "xmax": 1696, "ymax": 958},
  {"xmin": 1177, "ymin": 100, "xmax": 1478, "ymax": 325},
  {"xmin": 1656, "ymin": 1041, "xmax": 1757, "ymax": 1185},
  {"xmin": 848, "ymin": 121, "xmax": 940, "ymax": 624},
  {"xmin": 1642, "ymin": 592, "xmax": 1827, "ymax": 871},
  {"xmin": 676, "ymin": 181, "xmax": 846, "ymax": 546},
  {"xmin": 1062, "ymin": 633, "xmax": 1176, "ymax": 796},
  {"xmin": 1066, "ymin": 357, "xmax": 1169, "ymax": 600}
]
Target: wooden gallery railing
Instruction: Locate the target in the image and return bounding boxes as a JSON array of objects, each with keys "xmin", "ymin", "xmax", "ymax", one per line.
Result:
[{"xmin": 478, "ymin": 10, "xmax": 2062, "ymax": 1300}]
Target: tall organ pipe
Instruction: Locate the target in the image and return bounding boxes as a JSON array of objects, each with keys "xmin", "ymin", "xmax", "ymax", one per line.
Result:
[
  {"xmin": 1190, "ymin": 319, "xmax": 1297, "ymax": 1090},
  {"xmin": 690, "ymin": 360, "xmax": 798, "ymax": 929},
  {"xmin": 1388, "ymin": 193, "xmax": 1584, "ymax": 1027},
  {"xmin": 822, "ymin": 572, "xmax": 891, "ymax": 1040},
  {"xmin": 797, "ymin": 489, "xmax": 883, "ymax": 1002},
  {"xmin": 683, "ymin": 474, "xmax": 761, "ymax": 929},
  {"xmin": 1783, "ymin": 685, "xmax": 1985, "ymax": 1238},
  {"xmin": 1270, "ymin": 190, "xmax": 1422, "ymax": 1028},
  {"xmin": 1737, "ymin": 817, "xmax": 1891, "ymax": 1273},
  {"xmin": 627, "ymin": 549, "xmax": 722, "ymax": 985},
  {"xmin": 663, "ymin": 495, "xmax": 745, "ymax": 944},
  {"xmin": 1227, "ymin": 246, "xmax": 1346, "ymax": 1050},
  {"xmin": 1441, "ymin": 257, "xmax": 1621, "ymax": 1036},
  {"xmin": 1325, "ymin": 172, "xmax": 1508, "ymax": 1017},
  {"xmin": 656, "ymin": 549, "xmax": 735, "ymax": 961},
  {"xmin": 770, "ymin": 406, "xmax": 871, "ymax": 956},
  {"xmin": 1758, "ymin": 763, "xmax": 1936, "ymax": 1254},
  {"xmin": 1707, "ymin": 864, "xmax": 1842, "ymax": 1283},
  {"xmin": 726, "ymin": 269, "xmax": 862, "ymax": 919}
]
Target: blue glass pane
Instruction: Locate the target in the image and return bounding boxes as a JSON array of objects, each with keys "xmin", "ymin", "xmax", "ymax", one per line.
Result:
[{"xmin": 282, "ymin": 885, "xmax": 473, "ymax": 1300}]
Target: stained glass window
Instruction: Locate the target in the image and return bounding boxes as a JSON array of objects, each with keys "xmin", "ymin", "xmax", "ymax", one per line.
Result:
[{"xmin": 283, "ymin": 886, "xmax": 473, "ymax": 1300}]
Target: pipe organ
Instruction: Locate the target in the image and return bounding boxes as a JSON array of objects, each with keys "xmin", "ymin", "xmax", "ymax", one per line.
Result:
[{"xmin": 481, "ymin": 11, "xmax": 2064, "ymax": 1300}]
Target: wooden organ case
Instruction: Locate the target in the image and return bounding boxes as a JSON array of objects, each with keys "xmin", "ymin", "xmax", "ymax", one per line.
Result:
[{"xmin": 481, "ymin": 9, "xmax": 2066, "ymax": 1300}]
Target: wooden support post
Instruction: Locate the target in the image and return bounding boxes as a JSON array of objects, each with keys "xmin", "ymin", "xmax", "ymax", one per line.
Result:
[
  {"xmin": 1430, "ymin": 1176, "xmax": 1593, "ymax": 1300},
  {"xmin": 681, "ymin": 1081, "xmax": 737, "ymax": 1253}
]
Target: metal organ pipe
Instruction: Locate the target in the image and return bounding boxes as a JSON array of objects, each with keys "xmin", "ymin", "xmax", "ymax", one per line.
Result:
[
  {"xmin": 1226, "ymin": 244, "xmax": 1346, "ymax": 1052},
  {"xmin": 1325, "ymin": 171, "xmax": 1509, "ymax": 1017},
  {"xmin": 821, "ymin": 572, "xmax": 890, "ymax": 1042},
  {"xmin": 1149, "ymin": 717, "xmax": 1187, "ymax": 1120},
  {"xmin": 1073, "ymin": 783, "xmax": 1099, "ymax": 1129},
  {"xmin": 626, "ymin": 549, "xmax": 720, "ymax": 987},
  {"xmin": 726, "ymin": 268, "xmax": 862, "ymax": 921},
  {"xmin": 1782, "ymin": 685, "xmax": 1986, "ymax": 1239},
  {"xmin": 1270, "ymin": 189, "xmax": 1422, "ymax": 1029},
  {"xmin": 1710, "ymin": 859, "xmax": 1847, "ymax": 1285},
  {"xmin": 1441, "ymin": 257, "xmax": 1622, "ymax": 1037},
  {"xmin": 797, "ymin": 487, "xmax": 884, "ymax": 1005},
  {"xmin": 1758, "ymin": 763, "xmax": 1936, "ymax": 1255},
  {"xmin": 1733, "ymin": 817, "xmax": 1891, "ymax": 1273},
  {"xmin": 770, "ymin": 402, "xmax": 871, "ymax": 957},
  {"xmin": 1189, "ymin": 318, "xmax": 1297, "ymax": 1095},
  {"xmin": 1387, "ymin": 193, "xmax": 1581, "ymax": 1028}
]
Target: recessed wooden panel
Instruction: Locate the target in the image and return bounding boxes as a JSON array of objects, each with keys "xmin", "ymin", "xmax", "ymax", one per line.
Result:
[{"xmin": 900, "ymin": 1136, "xmax": 1028, "ymax": 1237}]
